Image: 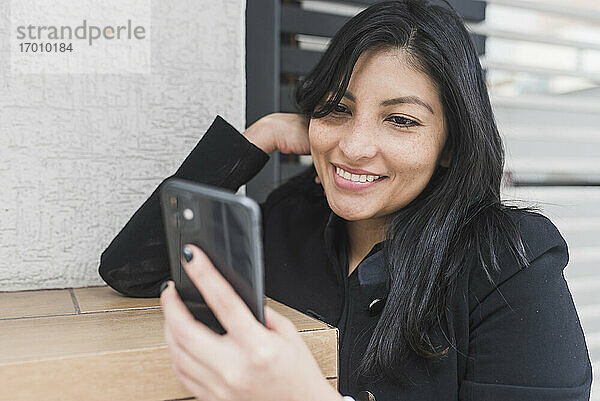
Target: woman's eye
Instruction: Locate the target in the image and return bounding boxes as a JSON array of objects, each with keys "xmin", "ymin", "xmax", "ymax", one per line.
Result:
[
  {"xmin": 333, "ymin": 105, "xmax": 348, "ymax": 114},
  {"xmin": 389, "ymin": 116, "xmax": 418, "ymax": 127},
  {"xmin": 328, "ymin": 108, "xmax": 417, "ymax": 127}
]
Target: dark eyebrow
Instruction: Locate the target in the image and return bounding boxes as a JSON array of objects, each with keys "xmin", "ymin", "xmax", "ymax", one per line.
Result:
[{"xmin": 343, "ymin": 90, "xmax": 435, "ymax": 115}]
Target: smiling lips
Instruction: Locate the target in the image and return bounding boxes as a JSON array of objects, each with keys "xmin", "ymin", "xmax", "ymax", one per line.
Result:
[
  {"xmin": 332, "ymin": 163, "xmax": 384, "ymax": 177},
  {"xmin": 331, "ymin": 163, "xmax": 387, "ymax": 191}
]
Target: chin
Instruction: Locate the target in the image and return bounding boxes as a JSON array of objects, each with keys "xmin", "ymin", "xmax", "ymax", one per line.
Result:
[{"xmin": 326, "ymin": 196, "xmax": 373, "ymax": 221}]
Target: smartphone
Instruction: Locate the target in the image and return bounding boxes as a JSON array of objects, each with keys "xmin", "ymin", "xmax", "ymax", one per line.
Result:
[{"xmin": 159, "ymin": 177, "xmax": 265, "ymax": 334}]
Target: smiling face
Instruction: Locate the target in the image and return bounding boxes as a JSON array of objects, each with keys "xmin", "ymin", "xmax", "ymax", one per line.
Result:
[{"xmin": 309, "ymin": 47, "xmax": 451, "ymax": 224}]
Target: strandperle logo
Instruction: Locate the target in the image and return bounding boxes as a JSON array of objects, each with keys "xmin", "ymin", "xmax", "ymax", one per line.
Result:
[
  {"xmin": 11, "ymin": 0, "xmax": 151, "ymax": 74},
  {"xmin": 16, "ymin": 19, "xmax": 146, "ymax": 46}
]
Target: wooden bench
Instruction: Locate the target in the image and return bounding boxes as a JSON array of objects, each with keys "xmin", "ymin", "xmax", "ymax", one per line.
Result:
[{"xmin": 0, "ymin": 285, "xmax": 338, "ymax": 400}]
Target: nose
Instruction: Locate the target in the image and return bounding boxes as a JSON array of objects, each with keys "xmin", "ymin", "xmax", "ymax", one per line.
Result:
[{"xmin": 337, "ymin": 118, "xmax": 379, "ymax": 161}]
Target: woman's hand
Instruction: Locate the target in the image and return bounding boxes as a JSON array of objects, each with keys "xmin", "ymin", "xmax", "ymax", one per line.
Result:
[
  {"xmin": 243, "ymin": 112, "xmax": 311, "ymax": 156},
  {"xmin": 243, "ymin": 112, "xmax": 322, "ymax": 186},
  {"xmin": 160, "ymin": 244, "xmax": 342, "ymax": 401}
]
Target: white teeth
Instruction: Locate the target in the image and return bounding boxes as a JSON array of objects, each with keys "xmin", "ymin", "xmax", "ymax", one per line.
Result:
[{"xmin": 335, "ymin": 166, "xmax": 382, "ymax": 182}]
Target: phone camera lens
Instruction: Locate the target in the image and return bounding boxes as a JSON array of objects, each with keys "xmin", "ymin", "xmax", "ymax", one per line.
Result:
[{"xmin": 183, "ymin": 208, "xmax": 194, "ymax": 220}]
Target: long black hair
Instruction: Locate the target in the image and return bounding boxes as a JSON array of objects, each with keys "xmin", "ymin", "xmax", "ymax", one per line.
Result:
[{"xmin": 293, "ymin": 0, "xmax": 541, "ymax": 386}]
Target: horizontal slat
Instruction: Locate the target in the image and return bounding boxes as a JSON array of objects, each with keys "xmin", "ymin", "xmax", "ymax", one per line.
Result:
[
  {"xmin": 508, "ymin": 173, "xmax": 600, "ymax": 187},
  {"xmin": 310, "ymin": 0, "xmax": 379, "ymax": 5},
  {"xmin": 468, "ymin": 24, "xmax": 600, "ymax": 52},
  {"xmin": 471, "ymin": 33, "xmax": 486, "ymax": 55},
  {"xmin": 302, "ymin": 0, "xmax": 486, "ymax": 22},
  {"xmin": 283, "ymin": 5, "xmax": 486, "ymax": 55},
  {"xmin": 485, "ymin": 0, "xmax": 600, "ymax": 24},
  {"xmin": 565, "ymin": 261, "xmax": 600, "ymax": 280},
  {"xmin": 560, "ymin": 234, "xmax": 600, "ymax": 251},
  {"xmin": 571, "ymin": 247, "xmax": 600, "ymax": 264},
  {"xmin": 585, "ymin": 332, "xmax": 600, "ymax": 357},
  {"xmin": 494, "ymin": 108, "xmax": 600, "ymax": 138},
  {"xmin": 499, "ymin": 125, "xmax": 600, "ymax": 142},
  {"xmin": 556, "ymin": 218, "xmax": 600, "ymax": 234},
  {"xmin": 481, "ymin": 58, "xmax": 600, "ymax": 82},
  {"xmin": 569, "ymin": 275, "xmax": 600, "ymax": 293},
  {"xmin": 502, "ymin": 203, "xmax": 600, "ymax": 221},
  {"xmin": 554, "ymin": 220, "xmax": 600, "ymax": 249},
  {"xmin": 503, "ymin": 138, "xmax": 600, "ymax": 159},
  {"xmin": 293, "ymin": 31, "xmax": 485, "ymax": 56},
  {"xmin": 449, "ymin": 0, "xmax": 486, "ymax": 22},
  {"xmin": 576, "ymin": 304, "xmax": 600, "ymax": 321},
  {"xmin": 301, "ymin": 0, "xmax": 368, "ymax": 17},
  {"xmin": 492, "ymin": 95, "xmax": 600, "ymax": 114},
  {"xmin": 573, "ymin": 291, "xmax": 600, "ymax": 311},
  {"xmin": 500, "ymin": 186, "xmax": 600, "ymax": 217},
  {"xmin": 293, "ymin": 31, "xmax": 486, "ymax": 56},
  {"xmin": 281, "ymin": 5, "xmax": 349, "ymax": 37},
  {"xmin": 572, "ymin": 296, "xmax": 600, "ymax": 314},
  {"xmin": 281, "ymin": 46, "xmax": 322, "ymax": 75},
  {"xmin": 314, "ymin": 0, "xmax": 382, "ymax": 5},
  {"xmin": 505, "ymin": 158, "xmax": 600, "ymax": 174}
]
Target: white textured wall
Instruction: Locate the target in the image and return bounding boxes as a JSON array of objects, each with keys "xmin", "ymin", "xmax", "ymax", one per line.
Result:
[{"xmin": 0, "ymin": 0, "xmax": 247, "ymax": 291}]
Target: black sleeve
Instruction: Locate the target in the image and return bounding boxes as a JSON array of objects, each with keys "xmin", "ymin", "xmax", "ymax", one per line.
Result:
[
  {"xmin": 98, "ymin": 115, "xmax": 271, "ymax": 298},
  {"xmin": 460, "ymin": 216, "xmax": 593, "ymax": 400}
]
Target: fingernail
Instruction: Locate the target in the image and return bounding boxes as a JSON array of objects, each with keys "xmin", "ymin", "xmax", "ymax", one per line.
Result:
[
  {"xmin": 183, "ymin": 246, "xmax": 193, "ymax": 262},
  {"xmin": 159, "ymin": 281, "xmax": 169, "ymax": 295}
]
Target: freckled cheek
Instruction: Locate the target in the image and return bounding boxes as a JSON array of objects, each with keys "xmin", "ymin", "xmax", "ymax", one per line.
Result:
[
  {"xmin": 384, "ymin": 144, "xmax": 437, "ymax": 179},
  {"xmin": 308, "ymin": 127, "xmax": 338, "ymax": 154}
]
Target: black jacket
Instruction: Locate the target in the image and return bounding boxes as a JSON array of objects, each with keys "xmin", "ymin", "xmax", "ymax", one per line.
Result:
[{"xmin": 99, "ymin": 115, "xmax": 593, "ymax": 401}]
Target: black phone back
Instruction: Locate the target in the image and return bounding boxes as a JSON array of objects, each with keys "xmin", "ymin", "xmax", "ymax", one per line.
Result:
[{"xmin": 159, "ymin": 177, "xmax": 265, "ymax": 334}]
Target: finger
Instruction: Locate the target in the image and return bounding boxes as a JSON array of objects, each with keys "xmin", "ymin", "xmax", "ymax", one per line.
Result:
[
  {"xmin": 166, "ymin": 324, "xmax": 247, "ymax": 401},
  {"xmin": 164, "ymin": 324, "xmax": 225, "ymax": 399},
  {"xmin": 160, "ymin": 281, "xmax": 226, "ymax": 363},
  {"xmin": 264, "ymin": 305, "xmax": 299, "ymax": 340},
  {"xmin": 181, "ymin": 244, "xmax": 263, "ymax": 341},
  {"xmin": 173, "ymin": 364, "xmax": 214, "ymax": 401}
]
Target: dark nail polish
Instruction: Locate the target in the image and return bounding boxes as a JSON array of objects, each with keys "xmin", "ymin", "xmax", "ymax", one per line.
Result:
[
  {"xmin": 159, "ymin": 281, "xmax": 169, "ymax": 295},
  {"xmin": 183, "ymin": 247, "xmax": 193, "ymax": 262}
]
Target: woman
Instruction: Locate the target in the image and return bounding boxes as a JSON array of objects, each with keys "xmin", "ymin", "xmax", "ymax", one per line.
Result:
[{"xmin": 99, "ymin": 1, "xmax": 593, "ymax": 400}]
